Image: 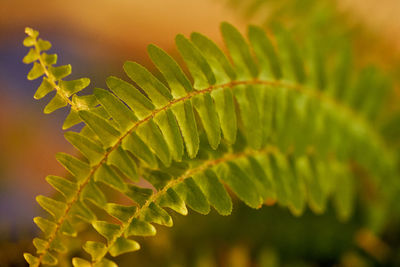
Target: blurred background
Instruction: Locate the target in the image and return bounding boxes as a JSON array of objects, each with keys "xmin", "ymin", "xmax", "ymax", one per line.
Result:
[{"xmin": 1, "ymin": 0, "xmax": 400, "ymax": 266}]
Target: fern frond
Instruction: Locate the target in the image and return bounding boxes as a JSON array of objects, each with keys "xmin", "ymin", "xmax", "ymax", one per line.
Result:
[
  {"xmin": 72, "ymin": 143, "xmax": 356, "ymax": 266},
  {"xmin": 23, "ymin": 27, "xmax": 94, "ymax": 129},
  {"xmin": 23, "ymin": 22, "xmax": 398, "ymax": 267}
]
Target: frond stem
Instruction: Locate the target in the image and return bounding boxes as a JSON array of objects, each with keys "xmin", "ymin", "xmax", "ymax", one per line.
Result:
[{"xmin": 32, "ymin": 41, "xmax": 76, "ymax": 109}]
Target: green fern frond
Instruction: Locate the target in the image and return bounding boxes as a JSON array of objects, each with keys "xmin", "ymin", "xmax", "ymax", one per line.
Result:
[
  {"xmin": 22, "ymin": 22, "xmax": 398, "ymax": 267},
  {"xmin": 23, "ymin": 27, "xmax": 94, "ymax": 129},
  {"xmin": 75, "ymin": 144, "xmax": 357, "ymax": 266}
]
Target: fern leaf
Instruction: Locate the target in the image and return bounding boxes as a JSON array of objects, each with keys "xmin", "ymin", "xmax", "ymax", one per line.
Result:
[
  {"xmin": 152, "ymin": 109, "xmax": 185, "ymax": 161},
  {"xmin": 174, "ymin": 178, "xmax": 211, "ymax": 214},
  {"xmin": 221, "ymin": 22, "xmax": 258, "ymax": 79},
  {"xmin": 137, "ymin": 120, "xmax": 172, "ymax": 166},
  {"xmin": 108, "ymin": 146, "xmax": 138, "ymax": 181},
  {"xmin": 147, "ymin": 45, "xmax": 200, "ymax": 157},
  {"xmin": 78, "ymin": 110, "xmax": 121, "ymax": 148},
  {"xmin": 23, "ymin": 23, "xmax": 398, "ymax": 267},
  {"xmin": 55, "ymin": 152, "xmax": 90, "ymax": 182},
  {"xmin": 192, "ymin": 93, "xmax": 221, "ymax": 149},
  {"xmin": 45, "ymin": 175, "xmax": 78, "ymax": 202},
  {"xmin": 106, "ymin": 76, "xmax": 155, "ymax": 119},
  {"xmin": 93, "ymin": 88, "xmax": 137, "ymax": 131},
  {"xmin": 125, "ymin": 218, "xmax": 157, "ymax": 237},
  {"xmin": 190, "ymin": 32, "xmax": 237, "ymax": 83},
  {"xmin": 33, "ymin": 217, "xmax": 57, "ymax": 238},
  {"xmin": 83, "ymin": 241, "xmax": 107, "ymax": 262},
  {"xmin": 176, "ymin": 34, "xmax": 216, "ymax": 89},
  {"xmin": 121, "ymin": 132, "xmax": 158, "ymax": 168},
  {"xmin": 274, "ymin": 25, "xmax": 307, "ymax": 84},
  {"xmin": 109, "ymin": 237, "xmax": 140, "ymax": 257},
  {"xmin": 157, "ymin": 188, "xmax": 188, "ymax": 215},
  {"xmin": 147, "ymin": 44, "xmax": 193, "ymax": 97},
  {"xmin": 192, "ymin": 170, "xmax": 233, "ymax": 215},
  {"xmin": 89, "ymin": 144, "xmax": 361, "ymax": 264},
  {"xmin": 123, "ymin": 61, "xmax": 173, "ymax": 106},
  {"xmin": 248, "ymin": 24, "xmax": 282, "ymax": 79},
  {"xmin": 94, "ymin": 164, "xmax": 127, "ymax": 192},
  {"xmin": 64, "ymin": 131, "xmax": 105, "ymax": 165},
  {"xmin": 23, "ymin": 27, "xmax": 91, "ymax": 123}
]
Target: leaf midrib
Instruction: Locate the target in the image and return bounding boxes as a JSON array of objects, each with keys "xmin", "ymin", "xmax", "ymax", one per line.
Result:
[{"xmin": 33, "ymin": 40, "xmax": 75, "ymax": 109}]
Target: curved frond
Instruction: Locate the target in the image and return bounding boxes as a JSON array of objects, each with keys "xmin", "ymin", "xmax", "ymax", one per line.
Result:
[
  {"xmin": 22, "ymin": 23, "xmax": 398, "ymax": 267},
  {"xmin": 23, "ymin": 28, "xmax": 97, "ymax": 129}
]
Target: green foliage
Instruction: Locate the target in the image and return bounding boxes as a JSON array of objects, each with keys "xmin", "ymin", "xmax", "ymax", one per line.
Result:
[{"xmin": 22, "ymin": 21, "xmax": 398, "ymax": 267}]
